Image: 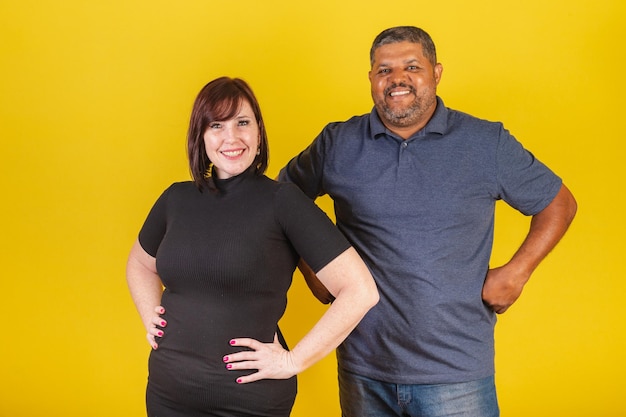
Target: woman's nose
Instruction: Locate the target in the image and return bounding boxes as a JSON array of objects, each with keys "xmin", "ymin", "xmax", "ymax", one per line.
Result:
[{"xmin": 222, "ymin": 123, "xmax": 237, "ymax": 140}]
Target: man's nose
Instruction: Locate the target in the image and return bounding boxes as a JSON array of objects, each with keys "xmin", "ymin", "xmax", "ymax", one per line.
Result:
[{"xmin": 390, "ymin": 72, "xmax": 408, "ymax": 85}]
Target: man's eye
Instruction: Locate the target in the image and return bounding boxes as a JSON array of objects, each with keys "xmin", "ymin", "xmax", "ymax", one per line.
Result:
[{"xmin": 379, "ymin": 68, "xmax": 390, "ymax": 74}]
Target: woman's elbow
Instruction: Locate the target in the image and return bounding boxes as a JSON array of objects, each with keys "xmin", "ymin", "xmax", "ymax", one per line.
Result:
[{"xmin": 362, "ymin": 278, "xmax": 380, "ymax": 310}]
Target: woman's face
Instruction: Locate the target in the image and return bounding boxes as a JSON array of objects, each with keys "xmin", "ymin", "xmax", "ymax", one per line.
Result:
[{"xmin": 203, "ymin": 100, "xmax": 260, "ymax": 180}]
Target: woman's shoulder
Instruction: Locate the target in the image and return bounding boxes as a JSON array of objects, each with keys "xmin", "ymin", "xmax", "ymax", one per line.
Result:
[
  {"xmin": 155, "ymin": 180, "xmax": 199, "ymax": 201},
  {"xmin": 164, "ymin": 180, "xmax": 198, "ymax": 193},
  {"xmin": 269, "ymin": 178, "xmax": 323, "ymax": 215},
  {"xmin": 246, "ymin": 175, "xmax": 311, "ymax": 207},
  {"xmin": 263, "ymin": 176, "xmax": 307, "ymax": 196}
]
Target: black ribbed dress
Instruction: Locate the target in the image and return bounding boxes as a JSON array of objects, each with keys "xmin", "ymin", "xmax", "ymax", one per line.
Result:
[{"xmin": 137, "ymin": 171, "xmax": 351, "ymax": 417}]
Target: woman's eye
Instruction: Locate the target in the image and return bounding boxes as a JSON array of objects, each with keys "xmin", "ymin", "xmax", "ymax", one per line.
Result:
[
  {"xmin": 238, "ymin": 120, "xmax": 250, "ymax": 126},
  {"xmin": 209, "ymin": 123, "xmax": 221, "ymax": 129}
]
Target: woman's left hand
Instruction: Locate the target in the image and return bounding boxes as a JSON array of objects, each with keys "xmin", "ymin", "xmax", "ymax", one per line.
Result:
[{"xmin": 223, "ymin": 333, "xmax": 300, "ymax": 384}]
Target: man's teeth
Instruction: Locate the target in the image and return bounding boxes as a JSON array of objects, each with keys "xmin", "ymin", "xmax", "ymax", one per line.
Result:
[
  {"xmin": 222, "ymin": 150, "xmax": 244, "ymax": 157},
  {"xmin": 390, "ymin": 90, "xmax": 410, "ymax": 97}
]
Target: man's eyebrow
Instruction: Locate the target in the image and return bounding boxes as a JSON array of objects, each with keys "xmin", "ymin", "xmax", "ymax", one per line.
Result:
[{"xmin": 376, "ymin": 58, "xmax": 420, "ymax": 67}]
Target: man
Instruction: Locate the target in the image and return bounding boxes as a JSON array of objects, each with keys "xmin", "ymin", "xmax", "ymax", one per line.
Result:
[{"xmin": 278, "ymin": 26, "xmax": 577, "ymax": 417}]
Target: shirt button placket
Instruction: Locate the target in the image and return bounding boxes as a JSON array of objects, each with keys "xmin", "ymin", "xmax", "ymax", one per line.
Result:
[{"xmin": 398, "ymin": 141, "xmax": 409, "ymax": 163}]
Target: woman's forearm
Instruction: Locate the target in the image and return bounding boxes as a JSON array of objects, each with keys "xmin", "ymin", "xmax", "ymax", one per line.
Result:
[{"xmin": 279, "ymin": 247, "xmax": 378, "ymax": 374}]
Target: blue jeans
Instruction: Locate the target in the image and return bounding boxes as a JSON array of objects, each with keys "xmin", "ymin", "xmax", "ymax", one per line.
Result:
[{"xmin": 339, "ymin": 370, "xmax": 499, "ymax": 417}]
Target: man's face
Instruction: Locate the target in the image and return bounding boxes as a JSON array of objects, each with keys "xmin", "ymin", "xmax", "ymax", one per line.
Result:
[{"xmin": 369, "ymin": 41, "xmax": 442, "ymax": 134}]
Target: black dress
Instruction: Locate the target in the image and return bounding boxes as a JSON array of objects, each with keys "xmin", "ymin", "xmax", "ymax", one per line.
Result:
[{"xmin": 138, "ymin": 171, "xmax": 350, "ymax": 417}]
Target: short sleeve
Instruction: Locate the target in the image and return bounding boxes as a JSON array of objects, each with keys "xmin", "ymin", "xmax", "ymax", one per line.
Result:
[
  {"xmin": 137, "ymin": 186, "xmax": 171, "ymax": 257},
  {"xmin": 277, "ymin": 129, "xmax": 326, "ymax": 199},
  {"xmin": 496, "ymin": 127, "xmax": 562, "ymax": 216},
  {"xmin": 274, "ymin": 183, "xmax": 351, "ymax": 273}
]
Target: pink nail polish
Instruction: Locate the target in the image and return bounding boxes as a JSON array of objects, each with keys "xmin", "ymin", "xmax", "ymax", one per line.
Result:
[
  {"xmin": 157, "ymin": 331, "xmax": 163, "ymax": 337},
  {"xmin": 226, "ymin": 364, "xmax": 232, "ymax": 369},
  {"xmin": 237, "ymin": 378, "xmax": 243, "ymax": 384},
  {"xmin": 229, "ymin": 339, "xmax": 236, "ymax": 345},
  {"xmin": 160, "ymin": 321, "xmax": 166, "ymax": 326},
  {"xmin": 223, "ymin": 356, "xmax": 229, "ymax": 362}
]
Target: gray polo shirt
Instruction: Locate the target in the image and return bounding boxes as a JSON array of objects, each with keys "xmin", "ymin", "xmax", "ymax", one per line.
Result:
[{"xmin": 279, "ymin": 97, "xmax": 562, "ymax": 384}]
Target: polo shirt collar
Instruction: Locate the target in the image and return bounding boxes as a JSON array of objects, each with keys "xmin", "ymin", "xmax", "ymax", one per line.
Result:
[{"xmin": 369, "ymin": 96, "xmax": 448, "ymax": 140}]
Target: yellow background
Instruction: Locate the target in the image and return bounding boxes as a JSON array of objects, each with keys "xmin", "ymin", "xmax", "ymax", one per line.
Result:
[{"xmin": 1, "ymin": 0, "xmax": 624, "ymax": 415}]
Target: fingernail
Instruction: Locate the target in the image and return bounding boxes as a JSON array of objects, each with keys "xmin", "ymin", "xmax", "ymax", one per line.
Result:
[
  {"xmin": 157, "ymin": 331, "xmax": 163, "ymax": 337},
  {"xmin": 159, "ymin": 308, "xmax": 165, "ymax": 313},
  {"xmin": 236, "ymin": 378, "xmax": 243, "ymax": 384},
  {"xmin": 229, "ymin": 339, "xmax": 236, "ymax": 345},
  {"xmin": 226, "ymin": 364, "xmax": 232, "ymax": 369},
  {"xmin": 223, "ymin": 356, "xmax": 229, "ymax": 362},
  {"xmin": 160, "ymin": 321, "xmax": 166, "ymax": 326}
]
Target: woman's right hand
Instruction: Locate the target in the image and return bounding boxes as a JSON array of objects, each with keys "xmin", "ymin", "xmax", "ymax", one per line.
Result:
[{"xmin": 146, "ymin": 306, "xmax": 167, "ymax": 349}]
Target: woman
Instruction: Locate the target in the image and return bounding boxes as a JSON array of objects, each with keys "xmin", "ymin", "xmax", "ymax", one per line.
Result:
[{"xmin": 126, "ymin": 77, "xmax": 378, "ymax": 417}]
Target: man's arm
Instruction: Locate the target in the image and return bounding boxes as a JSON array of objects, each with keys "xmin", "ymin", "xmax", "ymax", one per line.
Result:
[{"xmin": 482, "ymin": 184, "xmax": 577, "ymax": 313}]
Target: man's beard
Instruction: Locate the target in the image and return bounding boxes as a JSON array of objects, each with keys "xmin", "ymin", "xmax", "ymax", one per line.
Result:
[
  {"xmin": 379, "ymin": 99, "xmax": 423, "ymax": 127},
  {"xmin": 376, "ymin": 84, "xmax": 436, "ymax": 128}
]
